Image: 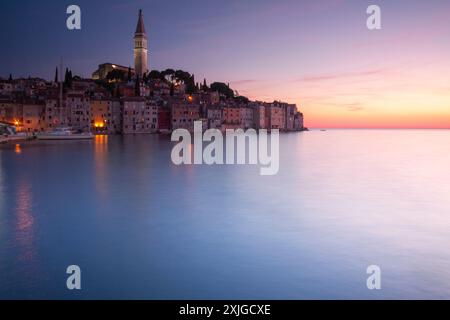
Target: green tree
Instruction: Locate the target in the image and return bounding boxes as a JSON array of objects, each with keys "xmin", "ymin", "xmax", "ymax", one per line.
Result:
[
  {"xmin": 127, "ymin": 67, "xmax": 132, "ymax": 82},
  {"xmin": 234, "ymin": 95, "xmax": 250, "ymax": 104},
  {"xmin": 210, "ymin": 82, "xmax": 234, "ymax": 98},
  {"xmin": 202, "ymin": 78, "xmax": 208, "ymax": 91},
  {"xmin": 148, "ymin": 70, "xmax": 163, "ymax": 80},
  {"xmin": 174, "ymin": 70, "xmax": 190, "ymax": 83},
  {"xmin": 162, "ymin": 69, "xmax": 175, "ymax": 82},
  {"xmin": 106, "ymin": 69, "xmax": 125, "ymax": 82},
  {"xmin": 185, "ymin": 75, "xmax": 198, "ymax": 94},
  {"xmin": 135, "ymin": 75, "xmax": 140, "ymax": 96}
]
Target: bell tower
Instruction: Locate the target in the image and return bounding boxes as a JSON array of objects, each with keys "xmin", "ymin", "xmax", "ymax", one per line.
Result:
[{"xmin": 134, "ymin": 9, "xmax": 148, "ymax": 78}]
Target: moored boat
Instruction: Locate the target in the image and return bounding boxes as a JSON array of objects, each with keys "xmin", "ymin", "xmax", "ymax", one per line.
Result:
[{"xmin": 36, "ymin": 127, "xmax": 94, "ymax": 140}]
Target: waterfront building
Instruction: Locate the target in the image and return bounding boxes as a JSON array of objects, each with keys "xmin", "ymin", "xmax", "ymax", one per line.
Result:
[
  {"xmin": 171, "ymin": 100, "xmax": 200, "ymax": 132},
  {"xmin": 0, "ymin": 99, "xmax": 22, "ymax": 126},
  {"xmin": 285, "ymin": 103, "xmax": 297, "ymax": 131},
  {"xmin": 45, "ymin": 97, "xmax": 69, "ymax": 129},
  {"xmin": 240, "ymin": 106, "xmax": 254, "ymax": 129},
  {"xmin": 157, "ymin": 105, "xmax": 171, "ymax": 132},
  {"xmin": 223, "ymin": 106, "xmax": 240, "ymax": 126},
  {"xmin": 90, "ymin": 99, "xmax": 123, "ymax": 134},
  {"xmin": 253, "ymin": 104, "xmax": 266, "ymax": 129},
  {"xmin": 294, "ymin": 112, "xmax": 304, "ymax": 131},
  {"xmin": 122, "ymin": 97, "xmax": 157, "ymax": 134},
  {"xmin": 265, "ymin": 103, "xmax": 286, "ymax": 130},
  {"xmin": 207, "ymin": 105, "xmax": 222, "ymax": 129},
  {"xmin": 22, "ymin": 101, "xmax": 45, "ymax": 133},
  {"xmin": 66, "ymin": 91, "xmax": 91, "ymax": 131}
]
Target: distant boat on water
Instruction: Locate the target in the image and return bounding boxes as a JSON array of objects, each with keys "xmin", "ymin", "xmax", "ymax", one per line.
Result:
[
  {"xmin": 36, "ymin": 127, "xmax": 94, "ymax": 140},
  {"xmin": 0, "ymin": 121, "xmax": 29, "ymax": 143}
]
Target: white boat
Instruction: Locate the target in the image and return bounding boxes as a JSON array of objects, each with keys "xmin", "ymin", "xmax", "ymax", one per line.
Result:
[
  {"xmin": 0, "ymin": 122, "xmax": 29, "ymax": 143},
  {"xmin": 37, "ymin": 127, "xmax": 94, "ymax": 140}
]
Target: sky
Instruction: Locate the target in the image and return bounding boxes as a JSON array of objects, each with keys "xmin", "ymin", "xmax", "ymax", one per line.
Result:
[{"xmin": 0, "ymin": 0, "xmax": 449, "ymax": 128}]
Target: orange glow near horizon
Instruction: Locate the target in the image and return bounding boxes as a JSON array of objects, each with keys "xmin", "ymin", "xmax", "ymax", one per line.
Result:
[{"xmin": 232, "ymin": 64, "xmax": 450, "ymax": 129}]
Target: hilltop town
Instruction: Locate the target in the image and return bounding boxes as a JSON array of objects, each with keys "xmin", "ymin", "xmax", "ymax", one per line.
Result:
[{"xmin": 0, "ymin": 10, "xmax": 304, "ymax": 136}]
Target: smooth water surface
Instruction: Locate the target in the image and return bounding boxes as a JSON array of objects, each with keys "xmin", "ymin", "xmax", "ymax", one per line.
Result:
[{"xmin": 1, "ymin": 130, "xmax": 450, "ymax": 299}]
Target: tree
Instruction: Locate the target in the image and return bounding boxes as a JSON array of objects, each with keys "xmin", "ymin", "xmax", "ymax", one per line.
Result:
[
  {"xmin": 135, "ymin": 75, "xmax": 140, "ymax": 96},
  {"xmin": 127, "ymin": 67, "xmax": 132, "ymax": 82},
  {"xmin": 234, "ymin": 95, "xmax": 250, "ymax": 104},
  {"xmin": 174, "ymin": 70, "xmax": 190, "ymax": 83},
  {"xmin": 148, "ymin": 70, "xmax": 163, "ymax": 81},
  {"xmin": 210, "ymin": 82, "xmax": 234, "ymax": 98},
  {"xmin": 64, "ymin": 69, "xmax": 73, "ymax": 87},
  {"xmin": 106, "ymin": 69, "xmax": 125, "ymax": 82},
  {"xmin": 54, "ymin": 67, "xmax": 58, "ymax": 83},
  {"xmin": 162, "ymin": 69, "xmax": 175, "ymax": 83},
  {"xmin": 8, "ymin": 74, "xmax": 12, "ymax": 82},
  {"xmin": 63, "ymin": 68, "xmax": 68, "ymax": 87},
  {"xmin": 202, "ymin": 78, "xmax": 208, "ymax": 91},
  {"xmin": 185, "ymin": 75, "xmax": 197, "ymax": 94}
]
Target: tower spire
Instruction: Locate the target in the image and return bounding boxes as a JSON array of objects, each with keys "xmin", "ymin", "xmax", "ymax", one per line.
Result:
[{"xmin": 135, "ymin": 9, "xmax": 146, "ymax": 34}]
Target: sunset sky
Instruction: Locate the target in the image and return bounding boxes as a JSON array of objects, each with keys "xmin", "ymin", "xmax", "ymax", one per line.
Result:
[{"xmin": 1, "ymin": 0, "xmax": 449, "ymax": 128}]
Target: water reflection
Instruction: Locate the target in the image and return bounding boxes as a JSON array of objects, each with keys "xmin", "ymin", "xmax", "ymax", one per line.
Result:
[
  {"xmin": 14, "ymin": 178, "xmax": 35, "ymax": 262},
  {"xmin": 94, "ymin": 135, "xmax": 109, "ymax": 202},
  {"xmin": 1, "ymin": 131, "xmax": 450, "ymax": 299}
]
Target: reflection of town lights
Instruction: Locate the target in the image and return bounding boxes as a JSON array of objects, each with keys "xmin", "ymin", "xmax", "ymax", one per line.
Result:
[{"xmin": 188, "ymin": 96, "xmax": 193, "ymax": 102}]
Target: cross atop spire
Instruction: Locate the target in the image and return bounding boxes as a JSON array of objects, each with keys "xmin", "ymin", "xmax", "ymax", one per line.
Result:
[{"xmin": 135, "ymin": 9, "xmax": 146, "ymax": 35}]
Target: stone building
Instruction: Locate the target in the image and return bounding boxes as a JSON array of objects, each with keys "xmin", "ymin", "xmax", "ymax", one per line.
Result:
[
  {"xmin": 90, "ymin": 99, "xmax": 123, "ymax": 134},
  {"xmin": 240, "ymin": 106, "xmax": 254, "ymax": 129},
  {"xmin": 66, "ymin": 91, "xmax": 91, "ymax": 131},
  {"xmin": 207, "ymin": 106, "xmax": 223, "ymax": 130},
  {"xmin": 171, "ymin": 101, "xmax": 200, "ymax": 131},
  {"xmin": 22, "ymin": 101, "xmax": 45, "ymax": 133},
  {"xmin": 122, "ymin": 97, "xmax": 157, "ymax": 134}
]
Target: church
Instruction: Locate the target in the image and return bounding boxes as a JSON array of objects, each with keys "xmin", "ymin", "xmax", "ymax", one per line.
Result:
[{"xmin": 92, "ymin": 10, "xmax": 148, "ymax": 80}]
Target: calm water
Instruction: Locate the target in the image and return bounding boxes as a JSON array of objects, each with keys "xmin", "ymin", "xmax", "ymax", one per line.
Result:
[{"xmin": 1, "ymin": 130, "xmax": 450, "ymax": 299}]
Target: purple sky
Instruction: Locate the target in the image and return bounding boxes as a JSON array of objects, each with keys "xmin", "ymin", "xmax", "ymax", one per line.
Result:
[{"xmin": 1, "ymin": 0, "xmax": 450, "ymax": 127}]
